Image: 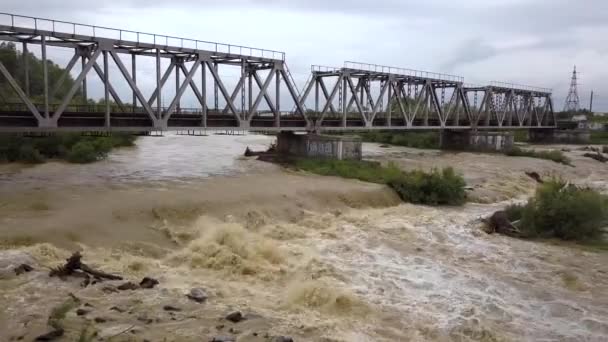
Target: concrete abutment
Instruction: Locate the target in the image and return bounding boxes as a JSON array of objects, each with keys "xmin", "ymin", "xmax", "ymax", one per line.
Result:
[{"xmin": 276, "ymin": 132, "xmax": 362, "ymax": 160}]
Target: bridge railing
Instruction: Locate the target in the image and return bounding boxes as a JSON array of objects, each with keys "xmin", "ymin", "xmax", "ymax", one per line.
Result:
[
  {"xmin": 311, "ymin": 65, "xmax": 341, "ymax": 73},
  {"xmin": 490, "ymin": 81, "xmax": 552, "ymax": 94},
  {"xmin": 343, "ymin": 61, "xmax": 464, "ymax": 83},
  {"xmin": 0, "ymin": 12, "xmax": 285, "ymax": 60}
]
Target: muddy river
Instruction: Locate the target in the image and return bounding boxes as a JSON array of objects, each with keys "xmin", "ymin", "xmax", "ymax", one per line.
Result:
[{"xmin": 0, "ymin": 133, "xmax": 607, "ymax": 341}]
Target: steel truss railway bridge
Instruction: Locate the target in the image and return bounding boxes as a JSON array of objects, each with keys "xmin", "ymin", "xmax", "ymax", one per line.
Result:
[{"xmin": 0, "ymin": 13, "xmax": 556, "ymax": 133}]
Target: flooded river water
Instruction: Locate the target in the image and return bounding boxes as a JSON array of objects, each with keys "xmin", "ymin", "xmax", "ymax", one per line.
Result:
[{"xmin": 0, "ymin": 133, "xmax": 607, "ymax": 341}]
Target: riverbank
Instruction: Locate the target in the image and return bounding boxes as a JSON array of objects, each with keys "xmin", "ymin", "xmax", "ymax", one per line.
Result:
[{"xmin": 1, "ymin": 134, "xmax": 607, "ymax": 341}]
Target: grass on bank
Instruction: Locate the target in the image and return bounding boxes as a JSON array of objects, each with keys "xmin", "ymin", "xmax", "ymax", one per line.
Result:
[
  {"xmin": 505, "ymin": 147, "xmax": 571, "ymax": 166},
  {"xmin": 590, "ymin": 131, "xmax": 608, "ymax": 145},
  {"xmin": 0, "ymin": 133, "xmax": 136, "ymax": 164},
  {"xmin": 358, "ymin": 131, "xmax": 440, "ymax": 149},
  {"xmin": 293, "ymin": 158, "xmax": 466, "ymax": 206},
  {"xmin": 504, "ymin": 179, "xmax": 608, "ymax": 244}
]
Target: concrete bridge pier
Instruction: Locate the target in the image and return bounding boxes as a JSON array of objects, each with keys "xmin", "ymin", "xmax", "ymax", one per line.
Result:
[
  {"xmin": 276, "ymin": 132, "xmax": 362, "ymax": 160},
  {"xmin": 440, "ymin": 130, "xmax": 514, "ymax": 151}
]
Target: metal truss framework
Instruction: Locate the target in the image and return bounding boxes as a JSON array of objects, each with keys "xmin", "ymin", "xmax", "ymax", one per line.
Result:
[
  {"xmin": 0, "ymin": 13, "xmax": 309, "ymax": 131},
  {"xmin": 0, "ymin": 13, "xmax": 555, "ymax": 132},
  {"xmin": 464, "ymin": 82, "xmax": 555, "ymax": 128}
]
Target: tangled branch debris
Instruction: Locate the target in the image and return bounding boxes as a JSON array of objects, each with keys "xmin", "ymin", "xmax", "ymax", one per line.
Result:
[{"xmin": 49, "ymin": 252, "xmax": 122, "ymax": 283}]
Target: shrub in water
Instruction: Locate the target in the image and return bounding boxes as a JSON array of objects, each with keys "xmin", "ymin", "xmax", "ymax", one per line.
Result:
[
  {"xmin": 515, "ymin": 179, "xmax": 607, "ymax": 241},
  {"xmin": 67, "ymin": 141, "xmax": 103, "ymax": 163},
  {"xmin": 505, "ymin": 147, "xmax": 571, "ymax": 166},
  {"xmin": 294, "ymin": 158, "xmax": 466, "ymax": 206},
  {"xmin": 389, "ymin": 167, "xmax": 466, "ymax": 206},
  {"xmin": 17, "ymin": 144, "xmax": 45, "ymax": 163}
]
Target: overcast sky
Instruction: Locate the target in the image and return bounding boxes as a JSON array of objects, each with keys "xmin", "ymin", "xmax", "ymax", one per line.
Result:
[{"xmin": 3, "ymin": 0, "xmax": 607, "ymax": 111}]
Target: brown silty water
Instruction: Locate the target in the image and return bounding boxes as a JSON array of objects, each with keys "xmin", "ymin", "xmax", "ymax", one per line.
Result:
[{"xmin": 0, "ymin": 134, "xmax": 607, "ymax": 341}]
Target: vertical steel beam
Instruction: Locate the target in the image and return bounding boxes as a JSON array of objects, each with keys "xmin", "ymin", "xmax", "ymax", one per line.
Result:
[
  {"xmin": 156, "ymin": 50, "xmax": 161, "ymax": 118},
  {"xmin": 103, "ymin": 51, "xmax": 110, "ymax": 128},
  {"xmin": 22, "ymin": 42, "xmax": 30, "ymax": 97},
  {"xmin": 131, "ymin": 53, "xmax": 137, "ymax": 111},
  {"xmin": 148, "ymin": 62, "xmax": 176, "ymax": 107},
  {"xmin": 248, "ymin": 71, "xmax": 253, "ymax": 112},
  {"xmin": 387, "ymin": 79, "xmax": 392, "ymax": 127},
  {"xmin": 342, "ymin": 75, "xmax": 347, "ymax": 127},
  {"xmin": 81, "ymin": 55, "xmax": 87, "ymax": 104},
  {"xmin": 213, "ymin": 61, "xmax": 219, "ymax": 111},
  {"xmin": 41, "ymin": 35, "xmax": 49, "ymax": 119},
  {"xmin": 275, "ymin": 68, "xmax": 280, "ymax": 127},
  {"xmin": 201, "ymin": 61, "xmax": 207, "ymax": 127},
  {"xmin": 314, "ymin": 78, "xmax": 319, "ymax": 113},
  {"xmin": 175, "ymin": 60, "xmax": 181, "ymax": 113}
]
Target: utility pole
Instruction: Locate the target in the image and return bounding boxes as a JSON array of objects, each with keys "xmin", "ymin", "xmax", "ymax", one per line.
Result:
[{"xmin": 589, "ymin": 90, "xmax": 594, "ymax": 113}]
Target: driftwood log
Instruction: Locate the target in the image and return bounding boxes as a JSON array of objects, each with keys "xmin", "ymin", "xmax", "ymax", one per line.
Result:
[
  {"xmin": 525, "ymin": 171, "xmax": 543, "ymax": 184},
  {"xmin": 484, "ymin": 211, "xmax": 522, "ymax": 237},
  {"xmin": 49, "ymin": 252, "xmax": 122, "ymax": 283}
]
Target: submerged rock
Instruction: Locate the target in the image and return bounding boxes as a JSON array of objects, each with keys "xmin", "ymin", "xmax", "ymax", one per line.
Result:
[
  {"xmin": 34, "ymin": 328, "xmax": 64, "ymax": 341},
  {"xmin": 163, "ymin": 305, "xmax": 182, "ymax": 312},
  {"xmin": 273, "ymin": 337, "xmax": 295, "ymax": 342},
  {"xmin": 76, "ymin": 308, "xmax": 90, "ymax": 316},
  {"xmin": 139, "ymin": 277, "xmax": 159, "ymax": 289},
  {"xmin": 211, "ymin": 336, "xmax": 236, "ymax": 342},
  {"xmin": 187, "ymin": 287, "xmax": 208, "ymax": 303},
  {"xmin": 14, "ymin": 263, "xmax": 34, "ymax": 275},
  {"xmin": 117, "ymin": 282, "xmax": 139, "ymax": 291},
  {"xmin": 225, "ymin": 311, "xmax": 244, "ymax": 323}
]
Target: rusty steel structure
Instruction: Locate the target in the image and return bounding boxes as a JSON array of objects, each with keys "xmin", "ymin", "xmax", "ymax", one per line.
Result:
[{"xmin": 0, "ymin": 13, "xmax": 555, "ymax": 132}]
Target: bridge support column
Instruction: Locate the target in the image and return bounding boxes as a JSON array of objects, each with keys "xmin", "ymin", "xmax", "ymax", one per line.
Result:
[
  {"xmin": 529, "ymin": 128, "xmax": 589, "ymax": 144},
  {"xmin": 440, "ymin": 130, "xmax": 514, "ymax": 151},
  {"xmin": 276, "ymin": 131, "xmax": 362, "ymax": 160}
]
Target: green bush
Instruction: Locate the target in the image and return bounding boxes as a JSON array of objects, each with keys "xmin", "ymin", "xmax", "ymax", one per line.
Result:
[
  {"xmin": 293, "ymin": 158, "xmax": 466, "ymax": 206},
  {"xmin": 388, "ymin": 167, "xmax": 466, "ymax": 205},
  {"xmin": 0, "ymin": 133, "xmax": 136, "ymax": 164},
  {"xmin": 509, "ymin": 179, "xmax": 608, "ymax": 241},
  {"xmin": 505, "ymin": 147, "xmax": 571, "ymax": 166},
  {"xmin": 590, "ymin": 131, "xmax": 608, "ymax": 145},
  {"xmin": 67, "ymin": 141, "xmax": 100, "ymax": 163},
  {"xmin": 18, "ymin": 144, "xmax": 45, "ymax": 163}
]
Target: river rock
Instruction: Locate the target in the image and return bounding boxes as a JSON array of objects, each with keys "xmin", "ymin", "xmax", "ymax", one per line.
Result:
[
  {"xmin": 139, "ymin": 277, "xmax": 159, "ymax": 289},
  {"xmin": 211, "ymin": 336, "xmax": 236, "ymax": 342},
  {"xmin": 0, "ymin": 250, "xmax": 37, "ymax": 279},
  {"xmin": 76, "ymin": 308, "xmax": 90, "ymax": 316},
  {"xmin": 187, "ymin": 287, "xmax": 208, "ymax": 303},
  {"xmin": 273, "ymin": 337, "xmax": 294, "ymax": 342},
  {"xmin": 225, "ymin": 311, "xmax": 244, "ymax": 323},
  {"xmin": 14, "ymin": 263, "xmax": 34, "ymax": 275},
  {"xmin": 117, "ymin": 282, "xmax": 139, "ymax": 291},
  {"xmin": 163, "ymin": 305, "xmax": 182, "ymax": 312},
  {"xmin": 34, "ymin": 328, "xmax": 64, "ymax": 341}
]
